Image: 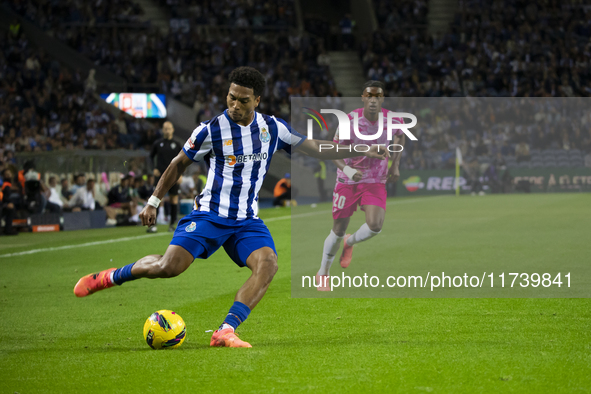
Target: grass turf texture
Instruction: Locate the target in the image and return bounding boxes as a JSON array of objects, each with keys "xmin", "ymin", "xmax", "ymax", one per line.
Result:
[{"xmin": 0, "ymin": 194, "xmax": 589, "ymax": 393}]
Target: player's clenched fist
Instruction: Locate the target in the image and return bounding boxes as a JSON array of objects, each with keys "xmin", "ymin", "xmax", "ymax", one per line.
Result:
[
  {"xmin": 387, "ymin": 166, "xmax": 400, "ymax": 183},
  {"xmin": 139, "ymin": 205, "xmax": 157, "ymax": 226},
  {"xmin": 352, "ymin": 171, "xmax": 363, "ymax": 182}
]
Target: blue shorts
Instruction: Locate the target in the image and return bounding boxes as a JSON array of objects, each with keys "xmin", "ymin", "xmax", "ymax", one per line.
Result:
[{"xmin": 169, "ymin": 210, "xmax": 276, "ymax": 267}]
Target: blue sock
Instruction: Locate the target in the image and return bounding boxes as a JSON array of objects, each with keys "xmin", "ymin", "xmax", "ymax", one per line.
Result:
[
  {"xmin": 221, "ymin": 301, "xmax": 251, "ymax": 330},
  {"xmin": 112, "ymin": 263, "xmax": 137, "ymax": 285}
]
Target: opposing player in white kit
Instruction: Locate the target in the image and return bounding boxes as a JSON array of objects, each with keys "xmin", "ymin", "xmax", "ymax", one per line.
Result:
[{"xmin": 316, "ymin": 81, "xmax": 405, "ymax": 291}]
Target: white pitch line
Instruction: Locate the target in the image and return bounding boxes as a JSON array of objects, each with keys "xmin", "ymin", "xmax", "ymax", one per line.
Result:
[
  {"xmin": 0, "ymin": 232, "xmax": 171, "ymax": 259},
  {"xmin": 0, "ymin": 197, "xmax": 444, "ymax": 258}
]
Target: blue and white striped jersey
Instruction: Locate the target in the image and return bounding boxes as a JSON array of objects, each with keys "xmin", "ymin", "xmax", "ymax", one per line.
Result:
[{"xmin": 182, "ymin": 110, "xmax": 306, "ymax": 220}]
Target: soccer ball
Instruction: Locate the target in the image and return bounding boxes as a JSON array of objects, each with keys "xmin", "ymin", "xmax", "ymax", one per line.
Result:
[{"xmin": 143, "ymin": 310, "xmax": 186, "ymax": 349}]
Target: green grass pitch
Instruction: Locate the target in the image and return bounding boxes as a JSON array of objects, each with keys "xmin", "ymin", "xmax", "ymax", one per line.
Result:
[{"xmin": 0, "ymin": 194, "xmax": 589, "ymax": 393}]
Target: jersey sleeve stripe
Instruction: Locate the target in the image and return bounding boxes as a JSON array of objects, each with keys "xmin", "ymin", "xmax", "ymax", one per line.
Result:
[
  {"xmin": 273, "ymin": 116, "xmax": 306, "ymax": 154},
  {"xmin": 183, "ymin": 123, "xmax": 211, "ymax": 162}
]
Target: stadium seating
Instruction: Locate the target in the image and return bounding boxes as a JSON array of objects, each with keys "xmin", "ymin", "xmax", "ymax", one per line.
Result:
[{"xmin": 2, "ymin": 0, "xmax": 591, "ymax": 179}]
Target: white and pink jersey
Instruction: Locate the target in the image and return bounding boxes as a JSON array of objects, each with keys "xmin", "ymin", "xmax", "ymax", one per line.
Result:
[{"xmin": 334, "ymin": 108, "xmax": 403, "ymax": 185}]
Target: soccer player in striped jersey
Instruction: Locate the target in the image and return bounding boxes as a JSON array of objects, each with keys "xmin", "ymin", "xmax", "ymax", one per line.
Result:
[
  {"xmin": 74, "ymin": 67, "xmax": 388, "ymax": 348},
  {"xmin": 316, "ymin": 81, "xmax": 405, "ymax": 291}
]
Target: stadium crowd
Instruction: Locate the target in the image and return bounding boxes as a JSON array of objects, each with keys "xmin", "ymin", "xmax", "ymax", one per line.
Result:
[
  {"xmin": 2, "ymin": 0, "xmax": 591, "ymax": 196},
  {"xmin": 361, "ymin": 0, "xmax": 591, "ymax": 98},
  {"xmin": 0, "ymin": 27, "xmax": 160, "ymax": 155},
  {"xmin": 355, "ymin": 0, "xmax": 591, "ymax": 170},
  {"xmin": 399, "ymin": 99, "xmax": 591, "ymax": 172},
  {"xmin": 6, "ymin": 0, "xmax": 331, "ymax": 124},
  {"xmin": 7, "ymin": 0, "xmax": 145, "ymax": 29},
  {"xmin": 163, "ymin": 0, "xmax": 296, "ymax": 27},
  {"xmin": 0, "ymin": 158, "xmax": 207, "ymax": 235}
]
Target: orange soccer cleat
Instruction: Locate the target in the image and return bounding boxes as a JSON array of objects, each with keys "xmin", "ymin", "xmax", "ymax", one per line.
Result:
[
  {"xmin": 73, "ymin": 268, "xmax": 117, "ymax": 297},
  {"xmin": 210, "ymin": 327, "xmax": 252, "ymax": 348},
  {"xmin": 339, "ymin": 234, "xmax": 354, "ymax": 268},
  {"xmin": 316, "ymin": 273, "xmax": 331, "ymax": 291}
]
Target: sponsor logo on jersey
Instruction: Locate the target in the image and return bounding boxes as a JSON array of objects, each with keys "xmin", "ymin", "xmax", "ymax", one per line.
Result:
[
  {"xmin": 225, "ymin": 152, "xmax": 268, "ymax": 166},
  {"xmin": 185, "ymin": 222, "xmax": 196, "ymax": 232},
  {"xmin": 260, "ymin": 128, "xmax": 271, "ymax": 143},
  {"xmin": 223, "ymin": 139, "xmax": 233, "ymax": 146}
]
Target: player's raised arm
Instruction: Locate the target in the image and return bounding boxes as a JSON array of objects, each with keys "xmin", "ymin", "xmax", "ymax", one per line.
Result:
[
  {"xmin": 296, "ymin": 139, "xmax": 389, "ymax": 160},
  {"xmin": 139, "ymin": 151, "xmax": 192, "ymax": 226}
]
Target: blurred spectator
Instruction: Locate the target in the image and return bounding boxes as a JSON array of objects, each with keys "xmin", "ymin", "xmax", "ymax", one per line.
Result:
[
  {"xmin": 132, "ymin": 176, "xmax": 146, "ymax": 203},
  {"xmin": 138, "ymin": 174, "xmax": 156, "ymax": 200},
  {"xmin": 45, "ymin": 176, "xmax": 64, "ymax": 211},
  {"xmin": 70, "ymin": 174, "xmax": 86, "ymax": 195},
  {"xmin": 84, "ymin": 69, "xmax": 97, "ymax": 93},
  {"xmin": 463, "ymin": 160, "xmax": 483, "ymax": 196},
  {"xmin": 515, "ymin": 142, "xmax": 531, "ymax": 163},
  {"xmin": 69, "ymin": 178, "xmax": 97, "ymax": 211},
  {"xmin": 61, "ymin": 178, "xmax": 73, "ymax": 201},
  {"xmin": 107, "ymin": 175, "xmax": 137, "ymax": 217},
  {"xmin": 1, "ymin": 168, "xmax": 18, "ymax": 235},
  {"xmin": 273, "ymin": 173, "xmax": 293, "ymax": 207},
  {"xmin": 179, "ymin": 174, "xmax": 196, "ymax": 199},
  {"xmin": 22, "ymin": 165, "xmax": 44, "ymax": 213},
  {"xmin": 339, "ymin": 14, "xmax": 356, "ymax": 50}
]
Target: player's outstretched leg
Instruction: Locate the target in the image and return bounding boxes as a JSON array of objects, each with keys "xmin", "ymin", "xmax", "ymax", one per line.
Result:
[
  {"xmin": 317, "ymin": 218, "xmax": 349, "ymax": 290},
  {"xmin": 340, "ymin": 206, "xmax": 384, "ymax": 268},
  {"xmin": 210, "ymin": 247, "xmax": 278, "ymax": 348},
  {"xmin": 73, "ymin": 245, "xmax": 194, "ymax": 297},
  {"xmin": 316, "ymin": 229, "xmax": 345, "ymax": 291}
]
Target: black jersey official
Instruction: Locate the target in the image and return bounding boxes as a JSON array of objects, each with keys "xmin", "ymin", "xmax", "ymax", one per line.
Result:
[{"xmin": 148, "ymin": 121, "xmax": 183, "ymax": 233}]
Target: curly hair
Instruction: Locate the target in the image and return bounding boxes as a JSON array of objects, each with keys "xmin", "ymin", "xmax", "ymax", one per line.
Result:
[
  {"xmin": 362, "ymin": 80, "xmax": 385, "ymax": 91},
  {"xmin": 228, "ymin": 67, "xmax": 266, "ymax": 97}
]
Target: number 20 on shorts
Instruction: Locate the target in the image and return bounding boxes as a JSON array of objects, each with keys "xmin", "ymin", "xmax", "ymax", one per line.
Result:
[{"xmin": 333, "ymin": 193, "xmax": 346, "ymax": 210}]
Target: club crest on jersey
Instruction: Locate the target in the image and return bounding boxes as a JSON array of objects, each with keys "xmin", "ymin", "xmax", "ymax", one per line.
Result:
[
  {"xmin": 260, "ymin": 128, "xmax": 270, "ymax": 143},
  {"xmin": 185, "ymin": 222, "xmax": 196, "ymax": 232}
]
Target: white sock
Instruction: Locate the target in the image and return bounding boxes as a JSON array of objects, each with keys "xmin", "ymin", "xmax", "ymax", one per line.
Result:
[
  {"xmin": 220, "ymin": 323, "xmax": 234, "ymax": 332},
  {"xmin": 318, "ymin": 230, "xmax": 343, "ymax": 275},
  {"xmin": 110, "ymin": 271, "xmax": 119, "ymax": 285},
  {"xmin": 347, "ymin": 223, "xmax": 380, "ymax": 246}
]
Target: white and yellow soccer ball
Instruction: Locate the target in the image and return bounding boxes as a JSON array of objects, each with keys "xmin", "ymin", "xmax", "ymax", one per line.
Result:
[{"xmin": 143, "ymin": 310, "xmax": 186, "ymax": 349}]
